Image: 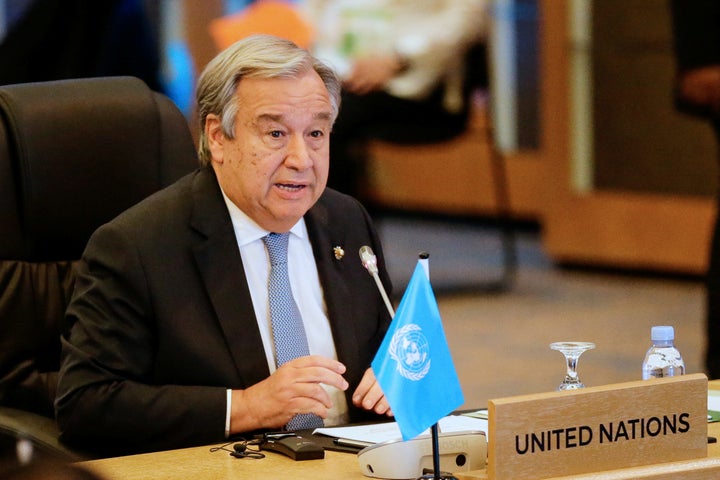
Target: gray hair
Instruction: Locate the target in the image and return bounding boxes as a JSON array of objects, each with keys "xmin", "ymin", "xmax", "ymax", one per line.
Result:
[{"xmin": 195, "ymin": 34, "xmax": 341, "ymax": 166}]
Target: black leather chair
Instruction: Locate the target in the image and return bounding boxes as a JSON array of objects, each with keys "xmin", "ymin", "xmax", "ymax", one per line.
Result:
[{"xmin": 0, "ymin": 76, "xmax": 197, "ymax": 464}]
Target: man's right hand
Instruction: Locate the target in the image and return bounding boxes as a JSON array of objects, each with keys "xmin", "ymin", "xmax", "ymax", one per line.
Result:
[{"xmin": 228, "ymin": 355, "xmax": 348, "ymax": 434}]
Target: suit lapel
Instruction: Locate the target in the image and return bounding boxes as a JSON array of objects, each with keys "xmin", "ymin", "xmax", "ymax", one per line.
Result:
[
  {"xmin": 304, "ymin": 195, "xmax": 358, "ymax": 365},
  {"xmin": 189, "ymin": 169, "xmax": 270, "ymax": 386}
]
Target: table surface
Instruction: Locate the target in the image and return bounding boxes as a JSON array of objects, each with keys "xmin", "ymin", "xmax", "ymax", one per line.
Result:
[
  {"xmin": 78, "ymin": 380, "xmax": 720, "ymax": 480},
  {"xmin": 81, "ymin": 445, "xmax": 364, "ymax": 480}
]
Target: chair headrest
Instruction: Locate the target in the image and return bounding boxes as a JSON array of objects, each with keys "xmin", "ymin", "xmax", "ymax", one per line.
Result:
[{"xmin": 0, "ymin": 76, "xmax": 196, "ymax": 261}]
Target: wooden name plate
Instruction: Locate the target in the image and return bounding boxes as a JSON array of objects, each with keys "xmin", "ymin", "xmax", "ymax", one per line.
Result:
[{"xmin": 487, "ymin": 374, "xmax": 708, "ymax": 480}]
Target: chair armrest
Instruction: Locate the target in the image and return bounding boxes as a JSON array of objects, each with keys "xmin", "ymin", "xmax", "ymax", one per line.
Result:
[{"xmin": 0, "ymin": 406, "xmax": 89, "ymax": 462}]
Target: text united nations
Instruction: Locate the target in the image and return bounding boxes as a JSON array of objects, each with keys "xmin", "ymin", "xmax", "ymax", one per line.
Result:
[{"xmin": 515, "ymin": 412, "xmax": 691, "ymax": 455}]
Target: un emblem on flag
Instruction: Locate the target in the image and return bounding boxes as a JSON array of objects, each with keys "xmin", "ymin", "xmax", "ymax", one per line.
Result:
[{"xmin": 389, "ymin": 324, "xmax": 431, "ymax": 381}]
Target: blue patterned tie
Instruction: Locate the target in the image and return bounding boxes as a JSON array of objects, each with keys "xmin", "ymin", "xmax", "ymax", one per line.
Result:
[{"xmin": 263, "ymin": 233, "xmax": 324, "ymax": 430}]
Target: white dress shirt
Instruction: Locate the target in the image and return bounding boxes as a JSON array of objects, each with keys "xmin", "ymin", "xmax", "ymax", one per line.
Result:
[
  {"xmin": 302, "ymin": 0, "xmax": 489, "ymax": 112},
  {"xmin": 220, "ymin": 190, "xmax": 349, "ymax": 435}
]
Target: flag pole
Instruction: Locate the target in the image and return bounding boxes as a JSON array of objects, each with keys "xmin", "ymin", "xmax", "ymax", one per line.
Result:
[
  {"xmin": 418, "ymin": 252, "xmax": 442, "ymax": 480},
  {"xmin": 430, "ymin": 424, "xmax": 442, "ymax": 480}
]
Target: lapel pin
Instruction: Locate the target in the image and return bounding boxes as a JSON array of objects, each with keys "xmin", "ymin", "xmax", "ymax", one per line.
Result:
[{"xmin": 333, "ymin": 246, "xmax": 345, "ymax": 260}]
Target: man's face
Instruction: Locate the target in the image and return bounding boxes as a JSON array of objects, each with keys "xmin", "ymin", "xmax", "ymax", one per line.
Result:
[{"xmin": 206, "ymin": 69, "xmax": 333, "ymax": 232}]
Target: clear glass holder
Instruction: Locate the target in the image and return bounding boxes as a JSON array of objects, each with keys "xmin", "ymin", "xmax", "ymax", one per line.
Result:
[{"xmin": 549, "ymin": 341, "xmax": 595, "ymax": 391}]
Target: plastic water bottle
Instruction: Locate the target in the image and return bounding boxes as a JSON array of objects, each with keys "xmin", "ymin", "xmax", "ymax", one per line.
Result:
[{"xmin": 642, "ymin": 326, "xmax": 685, "ymax": 379}]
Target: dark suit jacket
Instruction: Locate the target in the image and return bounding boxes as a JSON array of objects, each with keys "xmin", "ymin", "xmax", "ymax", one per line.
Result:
[{"xmin": 55, "ymin": 167, "xmax": 392, "ymax": 456}]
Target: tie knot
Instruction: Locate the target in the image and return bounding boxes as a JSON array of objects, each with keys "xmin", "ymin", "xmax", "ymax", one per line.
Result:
[{"xmin": 263, "ymin": 232, "xmax": 290, "ymax": 265}]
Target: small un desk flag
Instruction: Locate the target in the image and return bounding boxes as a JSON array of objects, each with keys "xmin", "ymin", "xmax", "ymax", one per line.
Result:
[{"xmin": 371, "ymin": 262, "xmax": 464, "ymax": 441}]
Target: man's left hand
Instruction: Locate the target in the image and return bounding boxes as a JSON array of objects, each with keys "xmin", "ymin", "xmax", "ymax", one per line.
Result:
[{"xmin": 352, "ymin": 367, "xmax": 393, "ymax": 416}]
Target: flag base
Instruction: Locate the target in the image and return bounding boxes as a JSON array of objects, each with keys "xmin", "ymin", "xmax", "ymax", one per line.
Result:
[
  {"xmin": 356, "ymin": 429, "xmax": 486, "ymax": 479},
  {"xmin": 417, "ymin": 469, "xmax": 459, "ymax": 480},
  {"xmin": 416, "ymin": 424, "xmax": 459, "ymax": 480}
]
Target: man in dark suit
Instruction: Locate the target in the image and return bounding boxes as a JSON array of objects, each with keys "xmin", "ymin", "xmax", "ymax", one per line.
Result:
[
  {"xmin": 671, "ymin": 0, "xmax": 720, "ymax": 378},
  {"xmin": 55, "ymin": 34, "xmax": 393, "ymax": 456}
]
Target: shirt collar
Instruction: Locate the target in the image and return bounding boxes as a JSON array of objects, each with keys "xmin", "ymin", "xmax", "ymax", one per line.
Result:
[{"xmin": 219, "ymin": 189, "xmax": 307, "ymax": 247}]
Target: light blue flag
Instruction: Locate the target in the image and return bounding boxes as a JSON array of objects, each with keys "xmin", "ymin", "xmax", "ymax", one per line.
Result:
[{"xmin": 371, "ymin": 262, "xmax": 465, "ymax": 441}]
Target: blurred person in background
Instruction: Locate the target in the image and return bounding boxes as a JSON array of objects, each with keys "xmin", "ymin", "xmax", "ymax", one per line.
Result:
[
  {"xmin": 300, "ymin": 0, "xmax": 489, "ymax": 202},
  {"xmin": 671, "ymin": 0, "xmax": 720, "ymax": 378}
]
